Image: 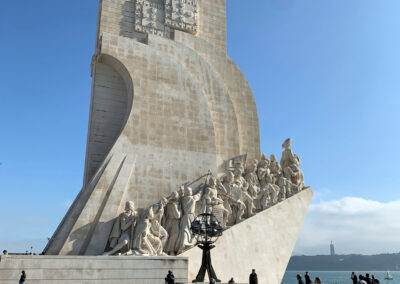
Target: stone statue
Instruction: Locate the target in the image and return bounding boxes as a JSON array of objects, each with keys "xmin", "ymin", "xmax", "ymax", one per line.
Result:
[
  {"xmin": 102, "ymin": 142, "xmax": 308, "ymax": 257},
  {"xmin": 279, "ymin": 138, "xmax": 306, "ymax": 196},
  {"xmin": 233, "ymin": 166, "xmax": 247, "ymax": 190},
  {"xmin": 259, "ymin": 154, "xmax": 269, "ymax": 167},
  {"xmin": 233, "ymin": 166, "xmax": 255, "ymax": 218},
  {"xmin": 280, "ymin": 138, "xmax": 301, "ymax": 170},
  {"xmin": 149, "ymin": 198, "xmax": 169, "ymax": 249},
  {"xmin": 284, "ymin": 165, "xmax": 304, "ymax": 194},
  {"xmin": 257, "ymin": 154, "xmax": 270, "ymax": 187},
  {"xmin": 200, "ymin": 187, "xmax": 213, "ymax": 214},
  {"xmin": 245, "ymin": 162, "xmax": 260, "ymax": 199},
  {"xmin": 150, "ymin": 198, "xmax": 168, "ymax": 248},
  {"xmin": 219, "ymin": 171, "xmax": 234, "ymax": 226},
  {"xmin": 229, "ymin": 182, "xmax": 246, "ymax": 224},
  {"xmin": 269, "ymin": 154, "xmax": 281, "ymax": 184},
  {"xmin": 206, "ymin": 176, "xmax": 225, "ymax": 221},
  {"xmin": 177, "ymin": 186, "xmax": 201, "ymax": 253},
  {"xmin": 257, "ymin": 173, "xmax": 279, "ymax": 210},
  {"xmin": 132, "ymin": 206, "xmax": 165, "ymax": 256},
  {"xmin": 278, "ymin": 175, "xmax": 291, "ymax": 199},
  {"xmin": 164, "ymin": 191, "xmax": 182, "ymax": 255},
  {"xmin": 104, "ymin": 201, "xmax": 137, "ymax": 256}
]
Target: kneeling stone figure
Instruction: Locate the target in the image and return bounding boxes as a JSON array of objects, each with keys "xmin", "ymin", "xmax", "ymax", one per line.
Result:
[{"xmin": 104, "ymin": 201, "xmax": 137, "ymax": 256}]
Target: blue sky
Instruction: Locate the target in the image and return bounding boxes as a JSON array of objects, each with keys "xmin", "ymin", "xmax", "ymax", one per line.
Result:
[{"xmin": 1, "ymin": 0, "xmax": 400, "ymax": 254}]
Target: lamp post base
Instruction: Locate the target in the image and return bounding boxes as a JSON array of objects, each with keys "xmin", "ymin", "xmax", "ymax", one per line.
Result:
[{"xmin": 192, "ymin": 243, "xmax": 221, "ymax": 283}]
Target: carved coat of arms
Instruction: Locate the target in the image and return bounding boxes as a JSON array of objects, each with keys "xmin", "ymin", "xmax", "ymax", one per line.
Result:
[{"xmin": 133, "ymin": 0, "xmax": 198, "ymax": 38}]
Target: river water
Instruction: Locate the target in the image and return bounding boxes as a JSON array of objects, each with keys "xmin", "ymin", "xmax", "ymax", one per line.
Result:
[{"xmin": 282, "ymin": 271, "xmax": 399, "ymax": 284}]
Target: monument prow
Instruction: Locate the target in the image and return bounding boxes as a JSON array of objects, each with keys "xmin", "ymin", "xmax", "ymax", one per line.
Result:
[{"xmin": 40, "ymin": 1, "xmax": 313, "ymax": 284}]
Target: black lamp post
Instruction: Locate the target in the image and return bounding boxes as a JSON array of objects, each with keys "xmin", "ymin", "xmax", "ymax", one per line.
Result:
[{"xmin": 190, "ymin": 213, "xmax": 223, "ymax": 283}]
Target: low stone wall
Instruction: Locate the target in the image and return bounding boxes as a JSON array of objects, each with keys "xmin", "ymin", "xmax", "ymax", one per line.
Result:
[{"xmin": 0, "ymin": 255, "xmax": 188, "ymax": 284}]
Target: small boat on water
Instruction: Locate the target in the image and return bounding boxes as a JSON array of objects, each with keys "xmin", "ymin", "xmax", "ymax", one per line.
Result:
[{"xmin": 384, "ymin": 270, "xmax": 393, "ymax": 280}]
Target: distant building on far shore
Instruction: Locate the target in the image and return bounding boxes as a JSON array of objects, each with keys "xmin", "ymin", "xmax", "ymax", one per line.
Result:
[{"xmin": 330, "ymin": 241, "xmax": 336, "ymax": 256}]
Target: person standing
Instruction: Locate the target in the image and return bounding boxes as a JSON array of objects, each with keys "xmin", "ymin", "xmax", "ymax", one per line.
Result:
[
  {"xmin": 305, "ymin": 272, "xmax": 312, "ymax": 284},
  {"xmin": 365, "ymin": 273, "xmax": 372, "ymax": 284},
  {"xmin": 358, "ymin": 275, "xmax": 367, "ymax": 284},
  {"xmin": 228, "ymin": 277, "xmax": 236, "ymax": 284},
  {"xmin": 249, "ymin": 269, "xmax": 258, "ymax": 284},
  {"xmin": 351, "ymin": 272, "xmax": 358, "ymax": 284},
  {"xmin": 372, "ymin": 275, "xmax": 380, "ymax": 284},
  {"xmin": 314, "ymin": 277, "xmax": 321, "ymax": 284},
  {"xmin": 297, "ymin": 274, "xmax": 305, "ymax": 284},
  {"xmin": 165, "ymin": 270, "xmax": 175, "ymax": 284},
  {"xmin": 19, "ymin": 271, "xmax": 26, "ymax": 284}
]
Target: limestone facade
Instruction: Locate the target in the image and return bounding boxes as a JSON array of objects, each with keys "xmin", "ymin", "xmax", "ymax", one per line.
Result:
[
  {"xmin": 32, "ymin": 1, "xmax": 315, "ymax": 283},
  {"xmin": 44, "ymin": 0, "xmax": 260, "ymax": 256}
]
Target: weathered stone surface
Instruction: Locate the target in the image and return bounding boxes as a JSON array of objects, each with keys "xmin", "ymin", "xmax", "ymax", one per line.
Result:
[
  {"xmin": 44, "ymin": 0, "xmax": 260, "ymax": 256},
  {"xmin": 0, "ymin": 255, "xmax": 188, "ymax": 284},
  {"xmin": 181, "ymin": 188, "xmax": 314, "ymax": 284},
  {"xmin": 94, "ymin": 136, "xmax": 310, "ymax": 259}
]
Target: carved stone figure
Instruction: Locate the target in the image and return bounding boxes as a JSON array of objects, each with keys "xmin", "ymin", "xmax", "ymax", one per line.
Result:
[
  {"xmin": 200, "ymin": 187, "xmax": 213, "ymax": 214},
  {"xmin": 164, "ymin": 191, "xmax": 182, "ymax": 255},
  {"xmin": 149, "ymin": 198, "xmax": 169, "ymax": 248},
  {"xmin": 211, "ymin": 177, "xmax": 228, "ymax": 227},
  {"xmin": 233, "ymin": 166, "xmax": 248, "ymax": 190},
  {"xmin": 242, "ymin": 187, "xmax": 255, "ymax": 218},
  {"xmin": 104, "ymin": 201, "xmax": 137, "ymax": 256},
  {"xmin": 200, "ymin": 176, "xmax": 226, "ymax": 227},
  {"xmin": 285, "ymin": 165, "xmax": 304, "ymax": 194},
  {"xmin": 269, "ymin": 154, "xmax": 281, "ymax": 184},
  {"xmin": 245, "ymin": 163, "xmax": 260, "ymax": 199},
  {"xmin": 132, "ymin": 206, "xmax": 165, "ymax": 256},
  {"xmin": 278, "ymin": 176, "xmax": 291, "ymax": 199},
  {"xmin": 229, "ymin": 182, "xmax": 246, "ymax": 225},
  {"xmin": 219, "ymin": 171, "xmax": 234, "ymax": 226},
  {"xmin": 177, "ymin": 186, "xmax": 201, "ymax": 253},
  {"xmin": 259, "ymin": 154, "xmax": 269, "ymax": 167},
  {"xmin": 233, "ymin": 166, "xmax": 255, "ymax": 218},
  {"xmin": 293, "ymin": 165, "xmax": 304, "ymax": 189},
  {"xmin": 257, "ymin": 154, "xmax": 270, "ymax": 188},
  {"xmin": 151, "ymin": 198, "xmax": 168, "ymax": 248},
  {"xmin": 280, "ymin": 138, "xmax": 301, "ymax": 170},
  {"xmin": 102, "ymin": 141, "xmax": 308, "ymax": 257},
  {"xmin": 257, "ymin": 173, "xmax": 279, "ymax": 210},
  {"xmin": 256, "ymin": 186, "xmax": 270, "ymax": 211}
]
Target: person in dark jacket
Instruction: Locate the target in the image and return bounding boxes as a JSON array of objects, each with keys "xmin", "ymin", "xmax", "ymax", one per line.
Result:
[
  {"xmin": 297, "ymin": 274, "xmax": 305, "ymax": 284},
  {"xmin": 228, "ymin": 277, "xmax": 236, "ymax": 284},
  {"xmin": 351, "ymin": 272, "xmax": 358, "ymax": 284},
  {"xmin": 249, "ymin": 269, "xmax": 258, "ymax": 284},
  {"xmin": 372, "ymin": 275, "xmax": 380, "ymax": 284},
  {"xmin": 305, "ymin": 272, "xmax": 312, "ymax": 284},
  {"xmin": 165, "ymin": 270, "xmax": 175, "ymax": 284},
  {"xmin": 365, "ymin": 273, "xmax": 372, "ymax": 284},
  {"xmin": 19, "ymin": 271, "xmax": 26, "ymax": 284}
]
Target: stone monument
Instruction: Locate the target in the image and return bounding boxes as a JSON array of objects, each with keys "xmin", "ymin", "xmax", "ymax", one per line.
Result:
[
  {"xmin": 44, "ymin": 0, "xmax": 261, "ymax": 257},
  {"xmin": 0, "ymin": 1, "xmax": 314, "ymax": 283}
]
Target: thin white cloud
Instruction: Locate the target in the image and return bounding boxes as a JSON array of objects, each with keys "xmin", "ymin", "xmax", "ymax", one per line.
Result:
[{"xmin": 294, "ymin": 197, "xmax": 400, "ymax": 255}]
